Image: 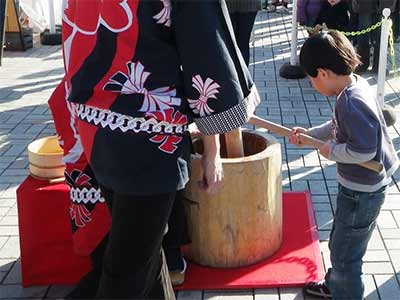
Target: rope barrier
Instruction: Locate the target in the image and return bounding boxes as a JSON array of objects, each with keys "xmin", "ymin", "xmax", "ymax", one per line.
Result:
[{"xmin": 301, "ymin": 20, "xmax": 383, "ymax": 36}]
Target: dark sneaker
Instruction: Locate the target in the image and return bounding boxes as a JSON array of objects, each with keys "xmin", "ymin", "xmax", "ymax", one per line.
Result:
[
  {"xmin": 303, "ymin": 281, "xmax": 332, "ymax": 299},
  {"xmin": 165, "ymin": 247, "xmax": 187, "ymax": 286},
  {"xmin": 382, "ymin": 105, "xmax": 397, "ymax": 127},
  {"xmin": 169, "ymin": 257, "xmax": 187, "ymax": 286},
  {"xmin": 65, "ymin": 269, "xmax": 101, "ymax": 299}
]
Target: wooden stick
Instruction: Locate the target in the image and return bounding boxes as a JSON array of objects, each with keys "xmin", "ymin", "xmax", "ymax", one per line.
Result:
[
  {"xmin": 249, "ymin": 115, "xmax": 383, "ymax": 173},
  {"xmin": 224, "ymin": 128, "xmax": 244, "ymax": 158}
]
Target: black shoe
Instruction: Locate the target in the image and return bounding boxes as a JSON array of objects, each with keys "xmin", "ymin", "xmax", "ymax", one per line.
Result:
[
  {"xmin": 165, "ymin": 247, "xmax": 187, "ymax": 286},
  {"xmin": 65, "ymin": 269, "xmax": 101, "ymax": 299},
  {"xmin": 372, "ymin": 46, "xmax": 380, "ymax": 73},
  {"xmin": 303, "ymin": 281, "xmax": 332, "ymax": 299},
  {"xmin": 382, "ymin": 105, "xmax": 397, "ymax": 127},
  {"xmin": 355, "ymin": 46, "xmax": 371, "ymax": 75}
]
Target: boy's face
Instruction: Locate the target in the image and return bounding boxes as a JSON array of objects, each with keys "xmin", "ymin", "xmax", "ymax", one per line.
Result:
[{"xmin": 308, "ymin": 69, "xmax": 336, "ymax": 97}]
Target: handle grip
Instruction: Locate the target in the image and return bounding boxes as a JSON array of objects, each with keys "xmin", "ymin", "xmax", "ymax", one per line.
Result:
[{"xmin": 249, "ymin": 116, "xmax": 383, "ymax": 173}]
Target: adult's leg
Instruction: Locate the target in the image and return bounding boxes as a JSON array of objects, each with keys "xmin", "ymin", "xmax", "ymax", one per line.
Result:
[
  {"xmin": 96, "ymin": 190, "xmax": 175, "ymax": 299},
  {"xmin": 233, "ymin": 12, "xmax": 258, "ymax": 66},
  {"xmin": 355, "ymin": 13, "xmax": 373, "ymax": 73},
  {"xmin": 371, "ymin": 12, "xmax": 381, "ymax": 72},
  {"xmin": 326, "ymin": 185, "xmax": 386, "ymax": 300},
  {"xmin": 163, "ymin": 191, "xmax": 190, "ymax": 270},
  {"xmin": 66, "ymin": 236, "xmax": 108, "ymax": 299},
  {"xmin": 392, "ymin": 0, "xmax": 400, "ymax": 42},
  {"xmin": 163, "ymin": 191, "xmax": 191, "ymax": 286},
  {"xmin": 229, "ymin": 12, "xmax": 238, "ymax": 33},
  {"xmin": 66, "ymin": 189, "xmax": 114, "ymax": 299}
]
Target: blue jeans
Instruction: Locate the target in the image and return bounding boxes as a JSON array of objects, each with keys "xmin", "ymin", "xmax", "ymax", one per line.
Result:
[{"xmin": 326, "ymin": 184, "xmax": 387, "ymax": 300}]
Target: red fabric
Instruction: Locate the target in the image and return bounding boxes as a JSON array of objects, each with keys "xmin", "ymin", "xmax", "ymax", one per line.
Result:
[
  {"xmin": 48, "ymin": 80, "xmax": 111, "ymax": 257},
  {"xmin": 17, "ymin": 176, "xmax": 91, "ymax": 287},
  {"xmin": 175, "ymin": 192, "xmax": 324, "ymax": 290},
  {"xmin": 63, "ymin": 0, "xmax": 139, "ymax": 111}
]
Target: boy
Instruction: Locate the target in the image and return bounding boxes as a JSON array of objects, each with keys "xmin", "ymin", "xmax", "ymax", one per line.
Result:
[{"xmin": 290, "ymin": 30, "xmax": 399, "ymax": 300}]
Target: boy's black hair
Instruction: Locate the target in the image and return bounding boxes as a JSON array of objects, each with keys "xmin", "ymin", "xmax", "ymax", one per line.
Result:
[{"xmin": 299, "ymin": 30, "xmax": 361, "ymax": 77}]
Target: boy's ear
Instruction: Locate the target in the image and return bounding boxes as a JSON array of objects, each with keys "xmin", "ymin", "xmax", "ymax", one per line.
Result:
[{"xmin": 316, "ymin": 68, "xmax": 329, "ymax": 78}]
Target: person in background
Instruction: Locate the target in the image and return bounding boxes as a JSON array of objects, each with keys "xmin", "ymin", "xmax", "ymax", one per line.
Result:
[
  {"xmin": 392, "ymin": 0, "xmax": 400, "ymax": 42},
  {"xmin": 297, "ymin": 0, "xmax": 324, "ymax": 29},
  {"xmin": 226, "ymin": 0, "xmax": 262, "ymax": 66},
  {"xmin": 315, "ymin": 0, "xmax": 350, "ymax": 32},
  {"xmin": 292, "ymin": 30, "xmax": 399, "ymax": 300},
  {"xmin": 352, "ymin": 0, "xmax": 398, "ymax": 74},
  {"xmin": 265, "ymin": 0, "xmax": 290, "ymax": 13}
]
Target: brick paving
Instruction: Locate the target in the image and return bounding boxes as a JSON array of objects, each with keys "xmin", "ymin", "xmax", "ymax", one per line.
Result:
[{"xmin": 0, "ymin": 9, "xmax": 399, "ymax": 300}]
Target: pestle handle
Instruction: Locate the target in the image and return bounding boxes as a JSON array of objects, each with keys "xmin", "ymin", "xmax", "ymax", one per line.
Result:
[
  {"xmin": 249, "ymin": 115, "xmax": 383, "ymax": 173},
  {"xmin": 224, "ymin": 128, "xmax": 244, "ymax": 158}
]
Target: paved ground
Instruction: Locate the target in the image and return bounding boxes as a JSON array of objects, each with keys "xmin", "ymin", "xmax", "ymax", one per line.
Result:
[{"xmin": 0, "ymin": 9, "xmax": 399, "ymax": 300}]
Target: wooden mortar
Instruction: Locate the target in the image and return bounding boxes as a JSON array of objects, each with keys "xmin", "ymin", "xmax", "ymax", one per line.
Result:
[{"xmin": 183, "ymin": 130, "xmax": 283, "ymax": 268}]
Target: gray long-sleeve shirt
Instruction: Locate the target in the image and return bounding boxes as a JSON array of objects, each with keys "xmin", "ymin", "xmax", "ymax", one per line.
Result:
[
  {"xmin": 307, "ymin": 75, "xmax": 399, "ymax": 192},
  {"xmin": 307, "ymin": 120, "xmax": 376, "ymax": 164}
]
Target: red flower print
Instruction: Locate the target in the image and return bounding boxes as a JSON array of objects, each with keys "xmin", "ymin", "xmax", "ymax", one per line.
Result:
[
  {"xmin": 65, "ymin": 169, "xmax": 92, "ymax": 189},
  {"xmin": 63, "ymin": 0, "xmax": 133, "ymax": 35},
  {"xmin": 188, "ymin": 75, "xmax": 220, "ymax": 117},
  {"xmin": 146, "ymin": 109, "xmax": 187, "ymax": 154}
]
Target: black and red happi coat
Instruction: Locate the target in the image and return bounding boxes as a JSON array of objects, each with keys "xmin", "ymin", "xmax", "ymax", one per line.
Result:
[{"xmin": 48, "ymin": 0, "xmax": 260, "ymax": 255}]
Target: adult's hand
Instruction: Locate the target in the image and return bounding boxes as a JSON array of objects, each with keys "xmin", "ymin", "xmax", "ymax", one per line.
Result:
[
  {"xmin": 200, "ymin": 134, "xmax": 223, "ymax": 195},
  {"xmin": 200, "ymin": 152, "xmax": 223, "ymax": 195}
]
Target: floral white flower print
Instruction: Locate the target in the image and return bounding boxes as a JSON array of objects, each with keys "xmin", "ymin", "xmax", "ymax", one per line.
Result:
[
  {"xmin": 153, "ymin": 0, "xmax": 172, "ymax": 27},
  {"xmin": 188, "ymin": 75, "xmax": 220, "ymax": 117},
  {"xmin": 104, "ymin": 61, "xmax": 181, "ymax": 112}
]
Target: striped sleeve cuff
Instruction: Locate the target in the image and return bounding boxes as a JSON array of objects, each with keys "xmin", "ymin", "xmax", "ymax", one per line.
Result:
[{"xmin": 194, "ymin": 85, "xmax": 260, "ymax": 135}]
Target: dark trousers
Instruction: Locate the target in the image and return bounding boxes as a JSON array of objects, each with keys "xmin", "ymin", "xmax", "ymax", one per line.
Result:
[
  {"xmin": 229, "ymin": 12, "xmax": 258, "ymax": 66},
  {"xmin": 393, "ymin": 0, "xmax": 400, "ymax": 39},
  {"xmin": 357, "ymin": 13, "xmax": 380, "ymax": 49},
  {"xmin": 162, "ymin": 191, "xmax": 190, "ymax": 249},
  {"xmin": 96, "ymin": 187, "xmax": 176, "ymax": 299}
]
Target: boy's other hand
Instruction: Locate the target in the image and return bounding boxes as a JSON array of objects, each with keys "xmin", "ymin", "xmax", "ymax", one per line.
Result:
[
  {"xmin": 319, "ymin": 141, "xmax": 330, "ymax": 158},
  {"xmin": 289, "ymin": 127, "xmax": 308, "ymax": 146}
]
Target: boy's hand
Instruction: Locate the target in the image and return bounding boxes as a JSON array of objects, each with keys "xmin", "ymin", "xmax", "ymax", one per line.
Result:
[
  {"xmin": 289, "ymin": 127, "xmax": 308, "ymax": 146},
  {"xmin": 319, "ymin": 141, "xmax": 330, "ymax": 158},
  {"xmin": 327, "ymin": 0, "xmax": 341, "ymax": 6}
]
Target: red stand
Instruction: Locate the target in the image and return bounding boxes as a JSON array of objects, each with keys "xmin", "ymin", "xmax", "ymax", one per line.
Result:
[{"xmin": 16, "ymin": 176, "xmax": 91, "ymax": 287}]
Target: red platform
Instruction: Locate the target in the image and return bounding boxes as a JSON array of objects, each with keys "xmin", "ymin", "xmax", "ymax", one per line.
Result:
[
  {"xmin": 17, "ymin": 176, "xmax": 91, "ymax": 287},
  {"xmin": 17, "ymin": 177, "xmax": 323, "ymax": 289},
  {"xmin": 176, "ymin": 192, "xmax": 324, "ymax": 290}
]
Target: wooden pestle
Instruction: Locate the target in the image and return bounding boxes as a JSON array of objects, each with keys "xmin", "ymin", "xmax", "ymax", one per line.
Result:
[
  {"xmin": 249, "ymin": 115, "xmax": 384, "ymax": 173},
  {"xmin": 223, "ymin": 128, "xmax": 245, "ymax": 158}
]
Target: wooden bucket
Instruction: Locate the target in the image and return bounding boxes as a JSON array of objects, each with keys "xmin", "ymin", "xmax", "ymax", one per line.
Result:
[
  {"xmin": 183, "ymin": 130, "xmax": 282, "ymax": 268},
  {"xmin": 27, "ymin": 136, "xmax": 65, "ymax": 180}
]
